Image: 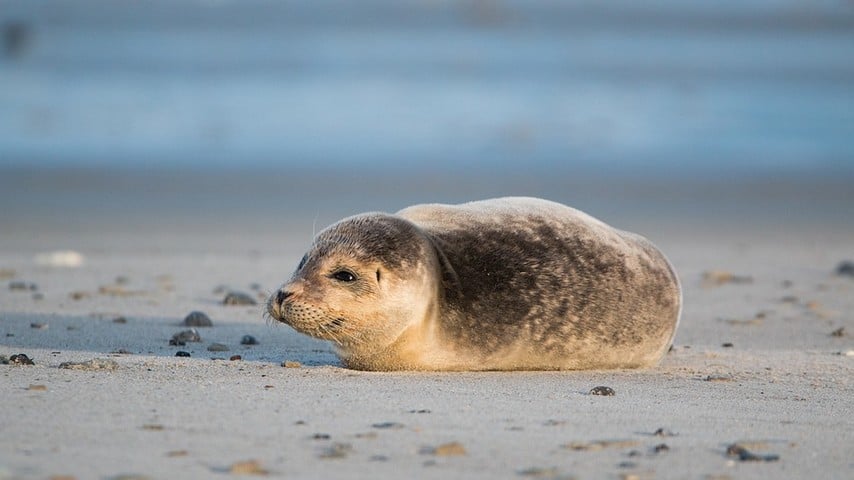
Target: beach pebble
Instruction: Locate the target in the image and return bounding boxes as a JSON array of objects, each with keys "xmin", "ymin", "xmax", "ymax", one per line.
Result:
[
  {"xmin": 30, "ymin": 322, "xmax": 48, "ymax": 330},
  {"xmin": 69, "ymin": 291, "xmax": 91, "ymax": 301},
  {"xmin": 59, "ymin": 358, "xmax": 119, "ymax": 371},
  {"xmin": 227, "ymin": 459, "xmax": 268, "ymax": 475},
  {"xmin": 372, "ymin": 422, "xmax": 405, "ymax": 430},
  {"xmin": 9, "ymin": 280, "xmax": 38, "ymax": 291},
  {"xmin": 319, "ymin": 443, "xmax": 353, "ymax": 459},
  {"xmin": 27, "ymin": 384, "xmax": 47, "ymax": 391},
  {"xmin": 229, "ymin": 355, "xmax": 242, "ymax": 361},
  {"xmin": 34, "ymin": 250, "xmax": 84, "ymax": 267},
  {"xmin": 175, "ymin": 351, "xmax": 191, "ymax": 357},
  {"xmin": 183, "ymin": 311, "xmax": 213, "ymax": 327},
  {"xmin": 223, "ymin": 291, "xmax": 256, "ymax": 305},
  {"xmin": 835, "ymin": 260, "xmax": 854, "ymax": 277},
  {"xmin": 830, "ymin": 327, "xmax": 845, "ymax": 337},
  {"xmin": 725, "ymin": 443, "xmax": 779, "ymax": 462},
  {"xmin": 112, "ymin": 316, "xmax": 128, "ymax": 324},
  {"xmin": 312, "ymin": 433, "xmax": 331, "ymax": 440},
  {"xmin": 170, "ymin": 329, "xmax": 201, "ymax": 346},
  {"xmin": 6, "ymin": 353, "xmax": 35, "ymax": 365},
  {"xmin": 652, "ymin": 443, "xmax": 670, "ymax": 454},
  {"xmin": 207, "ymin": 343, "xmax": 229, "ymax": 352},
  {"xmin": 722, "ymin": 342, "xmax": 734, "ymax": 348},
  {"xmin": 652, "ymin": 428, "xmax": 676, "ymax": 437},
  {"xmin": 517, "ymin": 467, "xmax": 560, "ymax": 477},
  {"xmin": 701, "ymin": 270, "xmax": 753, "ymax": 287},
  {"xmin": 425, "ymin": 442, "xmax": 467, "ymax": 456},
  {"xmin": 240, "ymin": 335, "xmax": 259, "ymax": 345},
  {"xmin": 589, "ymin": 386, "xmax": 615, "ymax": 396},
  {"xmin": 282, "ymin": 361, "xmax": 301, "ymax": 368}
]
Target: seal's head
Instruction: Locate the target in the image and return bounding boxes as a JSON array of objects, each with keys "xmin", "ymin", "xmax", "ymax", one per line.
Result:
[{"xmin": 267, "ymin": 213, "xmax": 440, "ymax": 367}]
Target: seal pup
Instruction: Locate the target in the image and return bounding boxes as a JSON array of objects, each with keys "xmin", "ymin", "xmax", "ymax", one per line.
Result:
[{"xmin": 267, "ymin": 197, "xmax": 681, "ymax": 371}]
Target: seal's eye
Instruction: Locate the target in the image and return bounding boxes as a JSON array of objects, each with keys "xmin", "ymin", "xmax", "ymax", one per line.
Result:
[{"xmin": 331, "ymin": 270, "xmax": 357, "ymax": 282}]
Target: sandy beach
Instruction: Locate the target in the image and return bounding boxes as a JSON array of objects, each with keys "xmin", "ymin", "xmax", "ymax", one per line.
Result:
[{"xmin": 1, "ymin": 169, "xmax": 852, "ymax": 480}]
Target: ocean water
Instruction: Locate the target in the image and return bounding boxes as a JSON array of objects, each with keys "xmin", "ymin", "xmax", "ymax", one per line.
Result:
[{"xmin": 1, "ymin": 0, "xmax": 853, "ymax": 176}]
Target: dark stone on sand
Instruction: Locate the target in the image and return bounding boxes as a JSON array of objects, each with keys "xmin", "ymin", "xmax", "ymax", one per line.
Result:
[
  {"xmin": 312, "ymin": 433, "xmax": 331, "ymax": 440},
  {"xmin": 830, "ymin": 327, "xmax": 845, "ymax": 337},
  {"xmin": 229, "ymin": 355, "xmax": 242, "ymax": 361},
  {"xmin": 722, "ymin": 342, "xmax": 734, "ymax": 348},
  {"xmin": 9, "ymin": 281, "xmax": 37, "ymax": 291},
  {"xmin": 372, "ymin": 422, "xmax": 405, "ymax": 430},
  {"xmin": 652, "ymin": 428, "xmax": 676, "ymax": 437},
  {"xmin": 835, "ymin": 261, "xmax": 854, "ymax": 277},
  {"xmin": 8, "ymin": 353, "xmax": 35, "ymax": 365},
  {"xmin": 112, "ymin": 316, "xmax": 128, "ymax": 324},
  {"xmin": 240, "ymin": 335, "xmax": 259, "ymax": 345},
  {"xmin": 170, "ymin": 329, "xmax": 201, "ymax": 346},
  {"xmin": 589, "ymin": 386, "xmax": 615, "ymax": 396},
  {"xmin": 652, "ymin": 443, "xmax": 670, "ymax": 453},
  {"xmin": 223, "ymin": 292, "xmax": 256, "ymax": 306},
  {"xmin": 726, "ymin": 443, "xmax": 779, "ymax": 462},
  {"xmin": 175, "ymin": 351, "xmax": 191, "ymax": 357},
  {"xmin": 183, "ymin": 311, "xmax": 213, "ymax": 327}
]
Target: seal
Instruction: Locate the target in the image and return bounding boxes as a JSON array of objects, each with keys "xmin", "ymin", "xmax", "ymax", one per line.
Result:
[{"xmin": 267, "ymin": 197, "xmax": 681, "ymax": 371}]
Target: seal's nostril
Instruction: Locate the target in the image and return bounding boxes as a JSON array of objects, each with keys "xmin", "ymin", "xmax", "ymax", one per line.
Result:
[{"xmin": 276, "ymin": 290, "xmax": 293, "ymax": 306}]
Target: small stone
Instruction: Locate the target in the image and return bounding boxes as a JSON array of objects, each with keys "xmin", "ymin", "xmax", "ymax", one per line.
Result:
[
  {"xmin": 652, "ymin": 443, "xmax": 670, "ymax": 453},
  {"xmin": 282, "ymin": 361, "xmax": 301, "ymax": 368},
  {"xmin": 9, "ymin": 280, "xmax": 37, "ymax": 291},
  {"xmin": 409, "ymin": 409, "xmax": 432, "ymax": 414},
  {"xmin": 112, "ymin": 316, "xmax": 128, "ymax": 324},
  {"xmin": 372, "ymin": 422, "xmax": 405, "ymax": 430},
  {"xmin": 27, "ymin": 384, "xmax": 47, "ymax": 391},
  {"xmin": 517, "ymin": 467, "xmax": 560, "ymax": 477},
  {"xmin": 229, "ymin": 355, "xmax": 242, "ymax": 361},
  {"xmin": 652, "ymin": 428, "xmax": 676, "ymax": 437},
  {"xmin": 183, "ymin": 311, "xmax": 213, "ymax": 327},
  {"xmin": 8, "ymin": 353, "xmax": 35, "ymax": 365},
  {"xmin": 704, "ymin": 375, "xmax": 732, "ymax": 382},
  {"xmin": 170, "ymin": 329, "xmax": 201, "ymax": 346},
  {"xmin": 228, "ymin": 459, "xmax": 269, "ymax": 475},
  {"xmin": 30, "ymin": 322, "xmax": 48, "ymax": 330},
  {"xmin": 589, "ymin": 386, "xmax": 615, "ymax": 396},
  {"xmin": 835, "ymin": 260, "xmax": 854, "ymax": 277},
  {"xmin": 725, "ymin": 443, "xmax": 779, "ymax": 462},
  {"xmin": 175, "ymin": 351, "xmax": 191, "ymax": 357},
  {"xmin": 722, "ymin": 342, "xmax": 734, "ymax": 348},
  {"xmin": 428, "ymin": 442, "xmax": 467, "ymax": 456},
  {"xmin": 207, "ymin": 343, "xmax": 229, "ymax": 352},
  {"xmin": 59, "ymin": 358, "xmax": 119, "ymax": 371},
  {"xmin": 312, "ymin": 433, "xmax": 331, "ymax": 440},
  {"xmin": 223, "ymin": 291, "xmax": 256, "ymax": 306},
  {"xmin": 319, "ymin": 443, "xmax": 352, "ymax": 459},
  {"xmin": 701, "ymin": 271, "xmax": 753, "ymax": 287},
  {"xmin": 240, "ymin": 335, "xmax": 259, "ymax": 345},
  {"xmin": 830, "ymin": 327, "xmax": 845, "ymax": 337},
  {"xmin": 69, "ymin": 291, "xmax": 90, "ymax": 301}
]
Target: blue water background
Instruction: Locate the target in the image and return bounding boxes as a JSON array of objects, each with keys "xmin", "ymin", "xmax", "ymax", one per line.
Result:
[{"xmin": 1, "ymin": 0, "xmax": 852, "ymax": 176}]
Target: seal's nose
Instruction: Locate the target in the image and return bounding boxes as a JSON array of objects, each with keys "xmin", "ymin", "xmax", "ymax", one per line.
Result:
[{"xmin": 275, "ymin": 289, "xmax": 293, "ymax": 307}]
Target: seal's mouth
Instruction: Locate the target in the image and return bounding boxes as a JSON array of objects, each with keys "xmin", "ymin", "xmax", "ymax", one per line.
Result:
[{"xmin": 324, "ymin": 318, "xmax": 345, "ymax": 330}]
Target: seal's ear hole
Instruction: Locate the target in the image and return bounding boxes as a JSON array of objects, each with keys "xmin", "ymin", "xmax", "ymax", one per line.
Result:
[{"xmin": 376, "ymin": 269, "xmax": 381, "ymax": 282}]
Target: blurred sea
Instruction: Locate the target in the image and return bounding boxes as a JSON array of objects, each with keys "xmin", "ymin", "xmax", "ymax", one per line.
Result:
[{"xmin": 1, "ymin": 1, "xmax": 852, "ymax": 248}]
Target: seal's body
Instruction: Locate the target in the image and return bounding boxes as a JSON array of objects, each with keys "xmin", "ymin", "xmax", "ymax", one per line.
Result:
[{"xmin": 268, "ymin": 197, "xmax": 681, "ymax": 371}]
